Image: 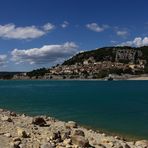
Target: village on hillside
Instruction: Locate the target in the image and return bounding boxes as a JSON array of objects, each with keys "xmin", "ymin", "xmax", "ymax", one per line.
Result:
[{"xmin": 11, "ymin": 47, "xmax": 148, "ymax": 80}]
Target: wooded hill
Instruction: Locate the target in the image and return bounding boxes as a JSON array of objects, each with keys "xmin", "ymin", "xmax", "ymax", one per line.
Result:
[{"xmin": 63, "ymin": 46, "xmax": 148, "ymax": 66}]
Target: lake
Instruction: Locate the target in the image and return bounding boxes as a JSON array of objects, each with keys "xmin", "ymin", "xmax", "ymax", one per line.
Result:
[{"xmin": 0, "ymin": 80, "xmax": 148, "ymax": 139}]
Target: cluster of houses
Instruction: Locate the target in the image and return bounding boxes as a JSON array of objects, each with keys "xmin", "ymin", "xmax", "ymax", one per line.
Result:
[{"xmin": 46, "ymin": 56, "xmax": 146, "ymax": 79}]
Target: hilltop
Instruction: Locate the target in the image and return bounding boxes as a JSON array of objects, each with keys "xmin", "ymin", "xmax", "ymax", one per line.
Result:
[
  {"xmin": 63, "ymin": 46, "xmax": 148, "ymax": 66},
  {"xmin": 11, "ymin": 46, "xmax": 148, "ymax": 80}
]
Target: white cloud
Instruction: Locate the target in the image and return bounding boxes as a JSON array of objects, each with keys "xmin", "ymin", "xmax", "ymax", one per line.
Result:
[
  {"xmin": 86, "ymin": 23, "xmax": 108, "ymax": 32},
  {"xmin": 0, "ymin": 23, "xmax": 55, "ymax": 40},
  {"xmin": 120, "ymin": 37, "xmax": 148, "ymax": 47},
  {"xmin": 43, "ymin": 23, "xmax": 55, "ymax": 31},
  {"xmin": 116, "ymin": 30, "xmax": 128, "ymax": 37},
  {"xmin": 0, "ymin": 54, "xmax": 7, "ymax": 66},
  {"xmin": 11, "ymin": 42, "xmax": 78, "ymax": 65},
  {"xmin": 61, "ymin": 21, "xmax": 69, "ymax": 28}
]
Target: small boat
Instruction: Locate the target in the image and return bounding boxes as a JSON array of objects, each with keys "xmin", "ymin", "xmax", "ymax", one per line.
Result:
[{"xmin": 107, "ymin": 77, "xmax": 113, "ymax": 81}]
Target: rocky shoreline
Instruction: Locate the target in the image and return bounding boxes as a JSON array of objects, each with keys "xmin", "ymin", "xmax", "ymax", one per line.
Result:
[{"xmin": 0, "ymin": 109, "xmax": 148, "ymax": 148}]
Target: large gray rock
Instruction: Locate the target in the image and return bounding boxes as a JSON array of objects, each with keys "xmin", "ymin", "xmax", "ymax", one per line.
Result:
[{"xmin": 71, "ymin": 135, "xmax": 90, "ymax": 147}]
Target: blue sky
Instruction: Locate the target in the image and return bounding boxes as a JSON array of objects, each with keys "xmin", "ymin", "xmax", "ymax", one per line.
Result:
[{"xmin": 0, "ymin": 0, "xmax": 148, "ymax": 71}]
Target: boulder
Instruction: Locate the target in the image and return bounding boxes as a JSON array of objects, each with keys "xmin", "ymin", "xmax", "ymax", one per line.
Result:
[
  {"xmin": 66, "ymin": 121, "xmax": 77, "ymax": 128},
  {"xmin": 50, "ymin": 131, "xmax": 61, "ymax": 141},
  {"xmin": 114, "ymin": 136, "xmax": 121, "ymax": 140},
  {"xmin": 10, "ymin": 112, "xmax": 17, "ymax": 117},
  {"xmin": 61, "ymin": 131, "xmax": 71, "ymax": 140},
  {"xmin": 71, "ymin": 135, "xmax": 90, "ymax": 147},
  {"xmin": 73, "ymin": 129, "xmax": 85, "ymax": 137},
  {"xmin": 17, "ymin": 128, "xmax": 29, "ymax": 138},
  {"xmin": 21, "ymin": 114, "xmax": 26, "ymax": 118},
  {"xmin": 1, "ymin": 116, "xmax": 12, "ymax": 122},
  {"xmin": 135, "ymin": 140, "xmax": 148, "ymax": 147},
  {"xmin": 19, "ymin": 144, "xmax": 26, "ymax": 148},
  {"xmin": 32, "ymin": 117, "xmax": 46, "ymax": 126},
  {"xmin": 102, "ymin": 133, "xmax": 106, "ymax": 137},
  {"xmin": 13, "ymin": 137, "xmax": 21, "ymax": 142},
  {"xmin": 10, "ymin": 142, "xmax": 20, "ymax": 148},
  {"xmin": 63, "ymin": 138, "xmax": 72, "ymax": 145}
]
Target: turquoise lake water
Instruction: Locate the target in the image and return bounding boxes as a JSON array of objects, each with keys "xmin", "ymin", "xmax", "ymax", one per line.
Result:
[{"xmin": 0, "ymin": 80, "xmax": 148, "ymax": 139}]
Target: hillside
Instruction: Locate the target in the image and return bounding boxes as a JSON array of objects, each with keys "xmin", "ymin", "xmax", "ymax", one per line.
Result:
[
  {"xmin": 15, "ymin": 46, "xmax": 148, "ymax": 80},
  {"xmin": 63, "ymin": 46, "xmax": 148, "ymax": 66}
]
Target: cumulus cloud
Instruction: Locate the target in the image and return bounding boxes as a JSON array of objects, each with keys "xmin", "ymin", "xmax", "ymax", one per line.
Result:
[
  {"xmin": 116, "ymin": 30, "xmax": 129, "ymax": 37},
  {"xmin": 86, "ymin": 23, "xmax": 109, "ymax": 32},
  {"xmin": 11, "ymin": 42, "xmax": 78, "ymax": 65},
  {"xmin": 0, "ymin": 23, "xmax": 55, "ymax": 40},
  {"xmin": 61, "ymin": 21, "xmax": 69, "ymax": 28},
  {"xmin": 120, "ymin": 37, "xmax": 148, "ymax": 47},
  {"xmin": 0, "ymin": 54, "xmax": 7, "ymax": 66}
]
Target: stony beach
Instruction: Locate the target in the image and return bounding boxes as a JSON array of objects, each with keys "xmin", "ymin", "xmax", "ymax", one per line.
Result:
[{"xmin": 0, "ymin": 109, "xmax": 148, "ymax": 148}]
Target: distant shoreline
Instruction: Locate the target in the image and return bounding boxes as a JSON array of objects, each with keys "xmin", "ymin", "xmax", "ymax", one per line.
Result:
[{"xmin": 1, "ymin": 74, "xmax": 148, "ymax": 81}]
